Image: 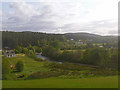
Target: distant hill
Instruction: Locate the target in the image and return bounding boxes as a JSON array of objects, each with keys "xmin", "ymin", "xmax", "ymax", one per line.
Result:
[
  {"xmin": 65, "ymin": 32, "xmax": 117, "ymax": 43},
  {"xmin": 65, "ymin": 33, "xmax": 100, "ymax": 41},
  {"xmin": 66, "ymin": 32, "xmax": 100, "ymax": 36},
  {"xmin": 2, "ymin": 31, "xmax": 117, "ymax": 48}
]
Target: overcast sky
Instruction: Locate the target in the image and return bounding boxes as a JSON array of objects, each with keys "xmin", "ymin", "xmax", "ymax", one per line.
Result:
[{"xmin": 0, "ymin": 0, "xmax": 119, "ymax": 35}]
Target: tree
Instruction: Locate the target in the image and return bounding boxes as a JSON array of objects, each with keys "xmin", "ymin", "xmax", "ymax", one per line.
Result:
[
  {"xmin": 109, "ymin": 51, "xmax": 118, "ymax": 69},
  {"xmin": 16, "ymin": 61, "xmax": 24, "ymax": 72},
  {"xmin": 60, "ymin": 51, "xmax": 74, "ymax": 62},
  {"xmin": 28, "ymin": 45, "xmax": 35, "ymax": 52},
  {"xmin": 29, "ymin": 50, "xmax": 34, "ymax": 55},
  {"xmin": 22, "ymin": 48, "xmax": 29, "ymax": 54},
  {"xmin": 15, "ymin": 46, "xmax": 22, "ymax": 53},
  {"xmin": 33, "ymin": 46, "xmax": 42, "ymax": 53},
  {"xmin": 50, "ymin": 40, "xmax": 60, "ymax": 49},
  {"xmin": 83, "ymin": 48, "xmax": 101, "ymax": 65},
  {"xmin": 86, "ymin": 42, "xmax": 93, "ymax": 48}
]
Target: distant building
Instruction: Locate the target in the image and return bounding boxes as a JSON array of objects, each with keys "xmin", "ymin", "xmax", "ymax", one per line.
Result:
[
  {"xmin": 75, "ymin": 42, "xmax": 84, "ymax": 45},
  {"xmin": 70, "ymin": 39, "xmax": 74, "ymax": 41},
  {"xmin": 86, "ymin": 39, "xmax": 93, "ymax": 41},
  {"xmin": 98, "ymin": 46, "xmax": 103, "ymax": 48},
  {"xmin": 4, "ymin": 50, "xmax": 16, "ymax": 57}
]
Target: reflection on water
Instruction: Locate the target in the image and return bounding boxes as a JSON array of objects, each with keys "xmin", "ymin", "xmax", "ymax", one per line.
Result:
[{"xmin": 36, "ymin": 54, "xmax": 63, "ymax": 64}]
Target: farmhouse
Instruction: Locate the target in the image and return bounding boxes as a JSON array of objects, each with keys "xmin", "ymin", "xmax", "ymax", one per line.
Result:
[
  {"xmin": 4, "ymin": 50, "xmax": 16, "ymax": 57},
  {"xmin": 98, "ymin": 45, "xmax": 104, "ymax": 48},
  {"xmin": 75, "ymin": 41, "xmax": 84, "ymax": 45}
]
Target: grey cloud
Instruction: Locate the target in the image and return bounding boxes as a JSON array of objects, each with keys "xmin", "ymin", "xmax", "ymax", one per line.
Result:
[
  {"xmin": 3, "ymin": 20, "xmax": 58, "ymax": 32},
  {"xmin": 2, "ymin": 2, "xmax": 59, "ymax": 32},
  {"xmin": 2, "ymin": 2, "xmax": 117, "ymax": 35},
  {"xmin": 108, "ymin": 30, "xmax": 118, "ymax": 34},
  {"xmin": 60, "ymin": 19, "xmax": 117, "ymax": 35}
]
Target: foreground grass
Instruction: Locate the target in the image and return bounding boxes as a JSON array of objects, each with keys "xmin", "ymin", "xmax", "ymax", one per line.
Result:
[{"xmin": 3, "ymin": 76, "xmax": 118, "ymax": 88}]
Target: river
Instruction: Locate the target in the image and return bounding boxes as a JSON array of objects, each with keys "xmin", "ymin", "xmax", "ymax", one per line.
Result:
[
  {"xmin": 36, "ymin": 54, "xmax": 98, "ymax": 67},
  {"xmin": 36, "ymin": 54, "xmax": 63, "ymax": 64}
]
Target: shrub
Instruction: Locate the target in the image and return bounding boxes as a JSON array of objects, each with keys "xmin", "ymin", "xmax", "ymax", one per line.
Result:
[
  {"xmin": 16, "ymin": 61, "xmax": 24, "ymax": 72},
  {"xmin": 48, "ymin": 62, "xmax": 94, "ymax": 71},
  {"xmin": 27, "ymin": 71, "xmax": 62, "ymax": 79}
]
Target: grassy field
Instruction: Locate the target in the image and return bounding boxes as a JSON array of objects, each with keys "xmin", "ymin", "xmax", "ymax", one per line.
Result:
[
  {"xmin": 2, "ymin": 54, "xmax": 50, "ymax": 78},
  {"xmin": 2, "ymin": 76, "xmax": 118, "ymax": 88},
  {"xmin": 60, "ymin": 49, "xmax": 86, "ymax": 53},
  {"xmin": 2, "ymin": 54, "xmax": 118, "ymax": 88}
]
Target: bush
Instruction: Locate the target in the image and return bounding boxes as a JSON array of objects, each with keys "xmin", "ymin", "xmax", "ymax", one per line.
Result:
[
  {"xmin": 27, "ymin": 71, "xmax": 62, "ymax": 79},
  {"xmin": 48, "ymin": 62, "xmax": 94, "ymax": 71},
  {"xmin": 16, "ymin": 61, "xmax": 24, "ymax": 72}
]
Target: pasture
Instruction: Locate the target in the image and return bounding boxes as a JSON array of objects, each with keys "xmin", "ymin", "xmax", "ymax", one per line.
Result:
[
  {"xmin": 2, "ymin": 54, "xmax": 118, "ymax": 88},
  {"xmin": 3, "ymin": 76, "xmax": 118, "ymax": 88}
]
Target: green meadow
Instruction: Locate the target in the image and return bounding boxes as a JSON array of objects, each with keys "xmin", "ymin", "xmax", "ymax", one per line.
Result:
[
  {"xmin": 3, "ymin": 76, "xmax": 118, "ymax": 88},
  {"xmin": 2, "ymin": 54, "xmax": 50, "ymax": 76},
  {"xmin": 2, "ymin": 55, "xmax": 118, "ymax": 88}
]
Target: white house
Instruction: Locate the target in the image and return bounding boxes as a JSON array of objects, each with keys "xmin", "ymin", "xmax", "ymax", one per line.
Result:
[
  {"xmin": 4, "ymin": 50, "xmax": 16, "ymax": 57},
  {"xmin": 75, "ymin": 42, "xmax": 84, "ymax": 45}
]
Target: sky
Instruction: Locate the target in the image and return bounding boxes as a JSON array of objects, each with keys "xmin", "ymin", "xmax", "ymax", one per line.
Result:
[{"xmin": 0, "ymin": 0, "xmax": 119, "ymax": 35}]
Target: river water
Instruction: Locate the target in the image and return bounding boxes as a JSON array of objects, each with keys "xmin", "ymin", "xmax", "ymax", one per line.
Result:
[
  {"xmin": 36, "ymin": 54, "xmax": 63, "ymax": 64},
  {"xmin": 36, "ymin": 54, "xmax": 98, "ymax": 67}
]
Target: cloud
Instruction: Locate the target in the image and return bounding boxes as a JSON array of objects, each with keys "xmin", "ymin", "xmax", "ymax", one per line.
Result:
[
  {"xmin": 60, "ymin": 19, "xmax": 117, "ymax": 35},
  {"xmin": 3, "ymin": 2, "xmax": 83, "ymax": 31},
  {"xmin": 2, "ymin": 2, "xmax": 60, "ymax": 32},
  {"xmin": 0, "ymin": 10, "xmax": 2, "ymax": 30},
  {"xmin": 2, "ymin": 1, "xmax": 118, "ymax": 35},
  {"xmin": 8, "ymin": 2, "xmax": 39, "ymax": 22},
  {"xmin": 109, "ymin": 30, "xmax": 118, "ymax": 35}
]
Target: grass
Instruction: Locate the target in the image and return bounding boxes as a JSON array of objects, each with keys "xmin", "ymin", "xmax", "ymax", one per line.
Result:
[
  {"xmin": 60, "ymin": 50, "xmax": 77, "ymax": 53},
  {"xmin": 60, "ymin": 49, "xmax": 86, "ymax": 53},
  {"xmin": 2, "ymin": 76, "xmax": 118, "ymax": 88},
  {"xmin": 93, "ymin": 43, "xmax": 102, "ymax": 46},
  {"xmin": 2, "ymin": 54, "xmax": 118, "ymax": 88},
  {"xmin": 2, "ymin": 54, "xmax": 50, "ymax": 77}
]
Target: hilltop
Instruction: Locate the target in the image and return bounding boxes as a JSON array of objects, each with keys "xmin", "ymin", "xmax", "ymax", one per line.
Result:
[{"xmin": 2, "ymin": 31, "xmax": 117, "ymax": 49}]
